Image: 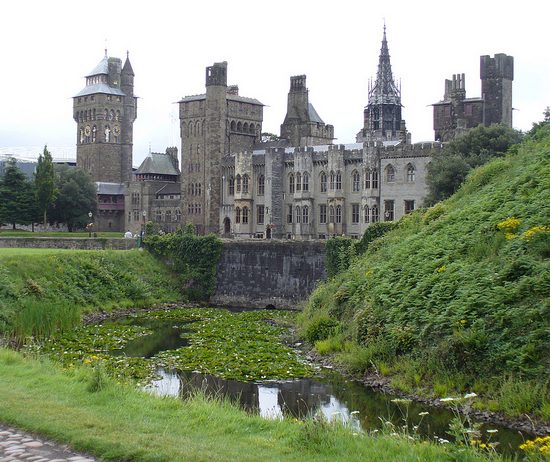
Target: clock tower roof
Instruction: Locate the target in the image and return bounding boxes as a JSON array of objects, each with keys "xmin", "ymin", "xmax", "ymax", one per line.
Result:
[{"xmin": 86, "ymin": 56, "xmax": 109, "ymax": 78}]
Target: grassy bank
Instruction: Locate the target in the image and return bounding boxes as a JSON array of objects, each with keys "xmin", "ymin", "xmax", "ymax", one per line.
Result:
[
  {"xmin": 299, "ymin": 127, "xmax": 550, "ymax": 419},
  {"xmin": 0, "ymin": 230, "xmax": 122, "ymax": 238},
  {"xmin": 0, "ymin": 349, "xmax": 492, "ymax": 462},
  {"xmin": 0, "ymin": 248, "xmax": 181, "ymax": 340}
]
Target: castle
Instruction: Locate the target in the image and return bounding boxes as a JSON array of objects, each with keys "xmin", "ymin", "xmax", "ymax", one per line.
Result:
[{"xmin": 73, "ymin": 29, "xmax": 513, "ymax": 238}]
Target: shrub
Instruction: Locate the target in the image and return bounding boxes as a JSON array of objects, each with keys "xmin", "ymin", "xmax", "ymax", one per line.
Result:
[
  {"xmin": 325, "ymin": 237, "xmax": 355, "ymax": 277},
  {"xmin": 355, "ymin": 222, "xmax": 397, "ymax": 255},
  {"xmin": 304, "ymin": 317, "xmax": 339, "ymax": 344}
]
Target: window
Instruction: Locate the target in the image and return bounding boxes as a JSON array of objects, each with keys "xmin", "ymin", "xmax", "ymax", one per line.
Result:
[
  {"xmin": 352, "ymin": 204, "xmax": 360, "ymax": 224},
  {"xmin": 404, "ymin": 200, "xmax": 415, "ymax": 214},
  {"xmin": 289, "ymin": 174, "xmax": 295, "ymax": 193},
  {"xmin": 296, "ymin": 172, "xmax": 301, "ymax": 191},
  {"xmin": 372, "ymin": 205, "xmax": 379, "ymax": 222},
  {"xmin": 372, "ymin": 169, "xmax": 379, "ymax": 189},
  {"xmin": 236, "ymin": 175, "xmax": 242, "ymax": 193},
  {"xmin": 242, "ymin": 207, "xmax": 249, "ymax": 224},
  {"xmin": 384, "ymin": 200, "xmax": 394, "ymax": 221},
  {"xmin": 257, "ymin": 205, "xmax": 265, "ymax": 224},
  {"xmin": 406, "ymin": 164, "xmax": 415, "ymax": 182},
  {"xmin": 365, "ymin": 169, "xmax": 371, "ymax": 189},
  {"xmin": 329, "ymin": 206, "xmax": 335, "ymax": 223},
  {"xmin": 336, "ymin": 171, "xmax": 342, "ymax": 190},
  {"xmin": 295, "ymin": 206, "xmax": 301, "ymax": 224},
  {"xmin": 385, "ymin": 165, "xmax": 395, "ymax": 182},
  {"xmin": 319, "ymin": 204, "xmax": 327, "ymax": 224},
  {"xmin": 287, "ymin": 205, "xmax": 293, "ymax": 223},
  {"xmin": 320, "ymin": 172, "xmax": 327, "ymax": 192},
  {"xmin": 329, "ymin": 171, "xmax": 335, "ymax": 190},
  {"xmin": 352, "ymin": 171, "xmax": 360, "ymax": 192},
  {"xmin": 176, "ymin": 209, "xmax": 181, "ymax": 222},
  {"xmin": 364, "ymin": 206, "xmax": 370, "ymax": 223},
  {"xmin": 335, "ymin": 205, "xmax": 342, "ymax": 224},
  {"xmin": 302, "ymin": 206, "xmax": 309, "ymax": 224},
  {"xmin": 303, "ymin": 172, "xmax": 309, "ymax": 192},
  {"xmin": 257, "ymin": 175, "xmax": 265, "ymax": 195},
  {"xmin": 235, "ymin": 207, "xmax": 241, "ymax": 224},
  {"xmin": 165, "ymin": 210, "xmax": 172, "ymax": 222},
  {"xmin": 156, "ymin": 210, "xmax": 162, "ymax": 222},
  {"xmin": 242, "ymin": 174, "xmax": 249, "ymax": 194},
  {"xmin": 229, "ymin": 176, "xmax": 235, "ymax": 195}
]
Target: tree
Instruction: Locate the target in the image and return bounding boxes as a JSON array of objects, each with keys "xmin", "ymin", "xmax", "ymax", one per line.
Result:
[
  {"xmin": 426, "ymin": 124, "xmax": 522, "ymax": 205},
  {"xmin": 0, "ymin": 158, "xmax": 37, "ymax": 229},
  {"xmin": 34, "ymin": 145, "xmax": 58, "ymax": 226},
  {"xmin": 49, "ymin": 166, "xmax": 96, "ymax": 231},
  {"xmin": 261, "ymin": 132, "xmax": 281, "ymax": 143}
]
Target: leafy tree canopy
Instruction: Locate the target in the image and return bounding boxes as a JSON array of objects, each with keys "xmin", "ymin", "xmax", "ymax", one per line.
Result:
[
  {"xmin": 34, "ymin": 145, "xmax": 58, "ymax": 225},
  {"xmin": 0, "ymin": 158, "xmax": 37, "ymax": 229}
]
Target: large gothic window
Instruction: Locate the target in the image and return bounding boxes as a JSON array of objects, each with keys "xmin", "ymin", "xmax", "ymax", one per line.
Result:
[
  {"xmin": 289, "ymin": 174, "xmax": 295, "ymax": 193},
  {"xmin": 303, "ymin": 172, "xmax": 309, "ymax": 192},
  {"xmin": 372, "ymin": 169, "xmax": 379, "ymax": 188},
  {"xmin": 242, "ymin": 174, "xmax": 249, "ymax": 194},
  {"xmin": 329, "ymin": 205, "xmax": 335, "ymax": 223},
  {"xmin": 406, "ymin": 164, "xmax": 415, "ymax": 182},
  {"xmin": 365, "ymin": 169, "xmax": 371, "ymax": 189},
  {"xmin": 242, "ymin": 206, "xmax": 249, "ymax": 224},
  {"xmin": 329, "ymin": 171, "xmax": 335, "ymax": 190},
  {"xmin": 336, "ymin": 171, "xmax": 342, "ymax": 190},
  {"xmin": 236, "ymin": 175, "xmax": 242, "ymax": 193},
  {"xmin": 335, "ymin": 205, "xmax": 342, "ymax": 223},
  {"xmin": 372, "ymin": 204, "xmax": 379, "ymax": 222},
  {"xmin": 364, "ymin": 205, "xmax": 370, "ymax": 223},
  {"xmin": 257, "ymin": 175, "xmax": 265, "ymax": 195},
  {"xmin": 302, "ymin": 206, "xmax": 309, "ymax": 224},
  {"xmin": 228, "ymin": 176, "xmax": 235, "ymax": 195},
  {"xmin": 235, "ymin": 207, "xmax": 241, "ymax": 224},
  {"xmin": 320, "ymin": 172, "xmax": 327, "ymax": 192},
  {"xmin": 295, "ymin": 206, "xmax": 301, "ymax": 224},
  {"xmin": 352, "ymin": 170, "xmax": 360, "ymax": 192},
  {"xmin": 296, "ymin": 172, "xmax": 301, "ymax": 191},
  {"xmin": 385, "ymin": 164, "xmax": 395, "ymax": 182}
]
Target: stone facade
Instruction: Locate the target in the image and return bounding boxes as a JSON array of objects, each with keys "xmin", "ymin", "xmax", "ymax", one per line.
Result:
[
  {"xmin": 73, "ymin": 51, "xmax": 137, "ymax": 232},
  {"xmin": 433, "ymin": 54, "xmax": 514, "ymax": 141}
]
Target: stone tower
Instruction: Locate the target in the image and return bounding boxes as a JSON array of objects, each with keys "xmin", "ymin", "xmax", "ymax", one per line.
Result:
[
  {"xmin": 73, "ymin": 51, "xmax": 137, "ymax": 183},
  {"xmin": 280, "ymin": 75, "xmax": 334, "ymax": 147},
  {"xmin": 480, "ymin": 53, "xmax": 514, "ymax": 127},
  {"xmin": 357, "ymin": 25, "xmax": 409, "ymax": 144},
  {"xmin": 179, "ymin": 61, "xmax": 263, "ymax": 234}
]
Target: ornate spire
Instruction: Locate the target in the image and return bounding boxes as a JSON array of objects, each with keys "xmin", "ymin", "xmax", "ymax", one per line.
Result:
[{"xmin": 369, "ymin": 24, "xmax": 400, "ymax": 105}]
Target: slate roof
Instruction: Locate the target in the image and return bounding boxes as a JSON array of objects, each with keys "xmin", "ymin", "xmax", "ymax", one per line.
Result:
[
  {"xmin": 74, "ymin": 83, "xmax": 126, "ymax": 98},
  {"xmin": 308, "ymin": 103, "xmax": 324, "ymax": 124},
  {"xmin": 135, "ymin": 153, "xmax": 179, "ymax": 176},
  {"xmin": 156, "ymin": 183, "xmax": 181, "ymax": 195},
  {"xmin": 96, "ymin": 182, "xmax": 125, "ymax": 195},
  {"xmin": 179, "ymin": 93, "xmax": 263, "ymax": 106},
  {"xmin": 86, "ymin": 56, "xmax": 109, "ymax": 77}
]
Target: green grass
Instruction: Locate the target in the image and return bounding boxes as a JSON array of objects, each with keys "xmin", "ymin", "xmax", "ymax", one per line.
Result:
[
  {"xmin": 0, "ymin": 230, "xmax": 122, "ymax": 238},
  {"xmin": 0, "ymin": 249, "xmax": 182, "ymax": 339},
  {"xmin": 0, "ymin": 349, "xmax": 491, "ymax": 462},
  {"xmin": 299, "ymin": 125, "xmax": 550, "ymax": 419}
]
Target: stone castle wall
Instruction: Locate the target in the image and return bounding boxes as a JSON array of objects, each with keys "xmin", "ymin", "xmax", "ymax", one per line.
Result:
[{"xmin": 211, "ymin": 240, "xmax": 326, "ymax": 309}]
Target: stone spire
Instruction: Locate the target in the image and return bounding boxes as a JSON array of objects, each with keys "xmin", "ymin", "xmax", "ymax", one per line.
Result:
[{"xmin": 369, "ymin": 24, "xmax": 400, "ymax": 105}]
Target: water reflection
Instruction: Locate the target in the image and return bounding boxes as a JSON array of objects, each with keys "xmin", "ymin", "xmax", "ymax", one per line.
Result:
[{"xmin": 146, "ymin": 368, "xmax": 528, "ymax": 456}]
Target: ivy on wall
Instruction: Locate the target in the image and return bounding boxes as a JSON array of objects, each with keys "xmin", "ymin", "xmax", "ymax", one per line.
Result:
[{"xmin": 144, "ymin": 225, "xmax": 223, "ymax": 301}]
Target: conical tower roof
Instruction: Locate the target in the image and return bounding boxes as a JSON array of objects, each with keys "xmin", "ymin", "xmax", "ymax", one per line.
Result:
[
  {"xmin": 369, "ymin": 25, "xmax": 401, "ymax": 105},
  {"xmin": 123, "ymin": 51, "xmax": 134, "ymax": 76}
]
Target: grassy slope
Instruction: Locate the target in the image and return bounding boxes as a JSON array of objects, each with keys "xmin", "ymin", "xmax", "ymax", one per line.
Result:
[
  {"xmin": 0, "ymin": 249, "xmax": 181, "ymax": 338},
  {"xmin": 300, "ymin": 128, "xmax": 550, "ymax": 413},
  {"xmin": 0, "ymin": 349, "xmax": 488, "ymax": 462}
]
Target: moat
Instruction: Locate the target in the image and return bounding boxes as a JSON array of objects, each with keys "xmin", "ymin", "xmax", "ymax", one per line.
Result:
[{"xmin": 97, "ymin": 308, "xmax": 530, "ymax": 456}]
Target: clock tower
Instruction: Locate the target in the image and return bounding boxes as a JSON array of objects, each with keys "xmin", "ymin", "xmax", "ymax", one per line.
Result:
[
  {"xmin": 73, "ymin": 51, "xmax": 137, "ymax": 232},
  {"xmin": 73, "ymin": 51, "xmax": 136, "ymax": 184}
]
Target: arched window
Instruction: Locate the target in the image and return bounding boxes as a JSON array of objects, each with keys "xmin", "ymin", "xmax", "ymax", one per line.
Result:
[
  {"xmin": 242, "ymin": 174, "xmax": 249, "ymax": 194},
  {"xmin": 289, "ymin": 173, "xmax": 295, "ymax": 193},
  {"xmin": 406, "ymin": 163, "xmax": 415, "ymax": 182},
  {"xmin": 371, "ymin": 205, "xmax": 379, "ymax": 223},
  {"xmin": 197, "ymin": 183, "xmax": 202, "ymax": 196},
  {"xmin": 364, "ymin": 169, "xmax": 371, "ymax": 189},
  {"xmin": 237, "ymin": 121, "xmax": 242, "ymax": 132},
  {"xmin": 249, "ymin": 123, "xmax": 255, "ymax": 134},
  {"xmin": 295, "ymin": 206, "xmax": 301, "ymax": 224},
  {"xmin": 242, "ymin": 206, "xmax": 249, "ymax": 224},
  {"xmin": 176, "ymin": 209, "xmax": 181, "ymax": 222},
  {"xmin": 236, "ymin": 174, "xmax": 242, "ymax": 193},
  {"xmin": 320, "ymin": 172, "xmax": 327, "ymax": 192},
  {"xmin": 110, "ymin": 109, "xmax": 115, "ymax": 121},
  {"xmin": 243, "ymin": 122, "xmax": 249, "ymax": 133},
  {"xmin": 228, "ymin": 176, "xmax": 235, "ymax": 195},
  {"xmin": 364, "ymin": 206, "xmax": 370, "ymax": 223},
  {"xmin": 385, "ymin": 164, "xmax": 395, "ymax": 182},
  {"xmin": 352, "ymin": 170, "xmax": 360, "ymax": 192},
  {"xmin": 329, "ymin": 206, "xmax": 335, "ymax": 223},
  {"xmin": 188, "ymin": 122, "xmax": 193, "ymax": 137},
  {"xmin": 156, "ymin": 210, "xmax": 162, "ymax": 222},
  {"xmin": 190, "ymin": 183, "xmax": 195, "ymax": 196},
  {"xmin": 165, "ymin": 210, "xmax": 172, "ymax": 222},
  {"xmin": 235, "ymin": 207, "xmax": 241, "ymax": 224},
  {"xmin": 372, "ymin": 169, "xmax": 379, "ymax": 189},
  {"xmin": 335, "ymin": 205, "xmax": 342, "ymax": 223},
  {"xmin": 231, "ymin": 120, "xmax": 236, "ymax": 131},
  {"xmin": 257, "ymin": 174, "xmax": 265, "ymax": 195},
  {"xmin": 329, "ymin": 171, "xmax": 335, "ymax": 190},
  {"xmin": 302, "ymin": 206, "xmax": 309, "ymax": 224},
  {"xmin": 296, "ymin": 172, "xmax": 301, "ymax": 191},
  {"xmin": 336, "ymin": 171, "xmax": 342, "ymax": 190},
  {"xmin": 303, "ymin": 172, "xmax": 309, "ymax": 192}
]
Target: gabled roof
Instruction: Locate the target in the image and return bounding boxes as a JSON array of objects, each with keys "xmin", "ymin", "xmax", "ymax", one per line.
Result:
[
  {"xmin": 156, "ymin": 183, "xmax": 181, "ymax": 195},
  {"xmin": 74, "ymin": 83, "xmax": 126, "ymax": 98},
  {"xmin": 227, "ymin": 94, "xmax": 263, "ymax": 106},
  {"xmin": 96, "ymin": 182, "xmax": 124, "ymax": 195},
  {"xmin": 135, "ymin": 152, "xmax": 179, "ymax": 176}
]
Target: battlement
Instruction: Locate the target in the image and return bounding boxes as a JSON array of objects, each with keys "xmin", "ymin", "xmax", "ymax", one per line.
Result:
[
  {"xmin": 480, "ymin": 54, "xmax": 514, "ymax": 81},
  {"xmin": 227, "ymin": 85, "xmax": 239, "ymax": 95},
  {"xmin": 206, "ymin": 61, "xmax": 228, "ymax": 87},
  {"xmin": 290, "ymin": 75, "xmax": 307, "ymax": 92}
]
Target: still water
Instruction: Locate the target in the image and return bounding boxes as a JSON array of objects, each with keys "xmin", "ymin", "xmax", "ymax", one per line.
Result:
[{"xmin": 110, "ymin": 311, "xmax": 531, "ymax": 456}]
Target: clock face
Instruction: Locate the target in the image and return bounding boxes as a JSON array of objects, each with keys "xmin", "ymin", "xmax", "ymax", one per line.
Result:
[
  {"xmin": 113, "ymin": 125, "xmax": 120, "ymax": 135},
  {"xmin": 84, "ymin": 125, "xmax": 91, "ymax": 136}
]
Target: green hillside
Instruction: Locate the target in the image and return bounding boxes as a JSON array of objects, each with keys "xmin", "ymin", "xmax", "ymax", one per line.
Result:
[{"xmin": 300, "ymin": 126, "xmax": 550, "ymax": 418}]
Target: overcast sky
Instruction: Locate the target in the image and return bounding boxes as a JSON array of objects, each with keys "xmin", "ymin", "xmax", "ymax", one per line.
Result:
[{"xmin": 1, "ymin": 0, "xmax": 549, "ymax": 167}]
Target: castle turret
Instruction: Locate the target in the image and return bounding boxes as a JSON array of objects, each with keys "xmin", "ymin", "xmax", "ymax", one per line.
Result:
[
  {"xmin": 358, "ymin": 25, "xmax": 409, "ymax": 144},
  {"xmin": 481, "ymin": 53, "xmax": 514, "ymax": 127}
]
